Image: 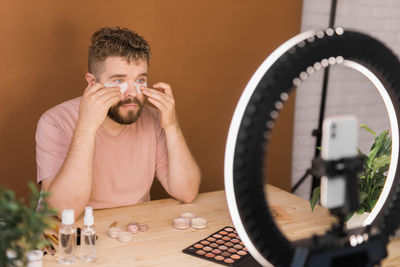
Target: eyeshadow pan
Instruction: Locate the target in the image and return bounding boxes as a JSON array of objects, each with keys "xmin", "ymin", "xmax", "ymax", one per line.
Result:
[
  {"xmin": 219, "ymin": 231, "xmax": 228, "ymax": 235},
  {"xmin": 215, "ymin": 255, "xmax": 224, "ymax": 261},
  {"xmin": 231, "ymin": 238, "xmax": 240, "ymax": 243},
  {"xmin": 213, "ymin": 234, "xmax": 222, "ymax": 238},
  {"xmin": 228, "ymin": 248, "xmax": 237, "ymax": 253},
  {"xmin": 196, "ymin": 250, "xmax": 206, "ymax": 256},
  {"xmin": 205, "ymin": 253, "xmax": 215, "ymax": 258},
  {"xmin": 225, "ymin": 242, "xmax": 234, "ymax": 247},
  {"xmin": 212, "ymin": 249, "xmax": 221, "ymax": 254},
  {"xmin": 221, "ymin": 251, "xmax": 231, "ymax": 257},
  {"xmin": 210, "ymin": 243, "xmax": 218, "ymax": 248},
  {"xmin": 216, "ymin": 239, "xmax": 225, "ymax": 244},
  {"xmin": 224, "ymin": 258, "xmax": 234, "ymax": 263},
  {"xmin": 237, "ymin": 250, "xmax": 248, "ymax": 256},
  {"xmin": 228, "ymin": 233, "xmax": 237, "ymax": 238},
  {"xmin": 222, "ymin": 236, "xmax": 230, "ymax": 241},
  {"xmin": 231, "ymin": 254, "xmax": 241, "ymax": 260},
  {"xmin": 194, "ymin": 244, "xmax": 203, "ymax": 249},
  {"xmin": 234, "ymin": 244, "xmax": 243, "ymax": 249},
  {"xmin": 225, "ymin": 227, "xmax": 234, "ymax": 232},
  {"xmin": 200, "ymin": 240, "xmax": 210, "ymax": 245},
  {"xmin": 207, "ymin": 237, "xmax": 216, "ymax": 242},
  {"xmin": 203, "ymin": 246, "xmax": 212, "ymax": 252}
]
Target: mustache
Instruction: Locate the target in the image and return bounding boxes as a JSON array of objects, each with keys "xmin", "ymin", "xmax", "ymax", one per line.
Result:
[{"xmin": 118, "ymin": 98, "xmax": 141, "ymax": 106}]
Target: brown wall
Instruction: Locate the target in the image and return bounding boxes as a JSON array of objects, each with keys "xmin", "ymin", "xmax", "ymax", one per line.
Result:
[{"xmin": 0, "ymin": 0, "xmax": 303, "ymax": 200}]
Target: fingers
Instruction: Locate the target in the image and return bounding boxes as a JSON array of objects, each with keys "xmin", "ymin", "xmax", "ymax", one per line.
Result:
[
  {"xmin": 84, "ymin": 82, "xmax": 103, "ymax": 95},
  {"xmin": 83, "ymin": 83, "xmax": 121, "ymax": 109},
  {"xmin": 152, "ymin": 82, "xmax": 173, "ymax": 97},
  {"xmin": 85, "ymin": 82, "xmax": 120, "ymax": 96},
  {"xmin": 143, "ymin": 89, "xmax": 174, "ymax": 105},
  {"xmin": 103, "ymin": 93, "xmax": 121, "ymax": 108},
  {"xmin": 147, "ymin": 96, "xmax": 168, "ymax": 111}
]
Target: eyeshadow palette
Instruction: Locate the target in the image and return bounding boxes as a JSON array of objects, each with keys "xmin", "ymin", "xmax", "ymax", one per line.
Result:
[{"xmin": 183, "ymin": 226, "xmax": 262, "ymax": 266}]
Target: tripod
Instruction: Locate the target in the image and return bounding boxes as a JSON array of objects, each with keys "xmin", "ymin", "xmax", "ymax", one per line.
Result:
[{"xmin": 291, "ymin": 0, "xmax": 338, "ymax": 198}]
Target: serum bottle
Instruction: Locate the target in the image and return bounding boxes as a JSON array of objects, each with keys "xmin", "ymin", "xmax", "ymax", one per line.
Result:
[
  {"xmin": 58, "ymin": 209, "xmax": 77, "ymax": 264},
  {"xmin": 80, "ymin": 206, "xmax": 96, "ymax": 262}
]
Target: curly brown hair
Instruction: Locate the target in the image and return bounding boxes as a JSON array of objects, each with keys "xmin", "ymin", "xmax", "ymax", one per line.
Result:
[{"xmin": 88, "ymin": 27, "xmax": 151, "ymax": 79}]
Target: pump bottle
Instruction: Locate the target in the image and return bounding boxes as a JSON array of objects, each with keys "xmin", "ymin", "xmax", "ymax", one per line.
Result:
[{"xmin": 80, "ymin": 206, "xmax": 96, "ymax": 262}]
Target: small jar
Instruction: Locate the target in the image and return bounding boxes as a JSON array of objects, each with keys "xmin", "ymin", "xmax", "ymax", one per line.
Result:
[{"xmin": 26, "ymin": 250, "xmax": 43, "ymax": 267}]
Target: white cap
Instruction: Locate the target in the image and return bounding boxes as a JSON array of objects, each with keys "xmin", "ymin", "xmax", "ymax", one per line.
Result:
[
  {"xmin": 84, "ymin": 206, "xmax": 94, "ymax": 226},
  {"xmin": 84, "ymin": 206, "xmax": 93, "ymax": 217},
  {"xmin": 62, "ymin": 209, "xmax": 74, "ymax": 225},
  {"xmin": 26, "ymin": 250, "xmax": 43, "ymax": 261}
]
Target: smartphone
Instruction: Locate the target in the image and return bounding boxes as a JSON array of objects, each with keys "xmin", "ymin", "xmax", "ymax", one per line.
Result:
[{"xmin": 320, "ymin": 115, "xmax": 358, "ymax": 209}]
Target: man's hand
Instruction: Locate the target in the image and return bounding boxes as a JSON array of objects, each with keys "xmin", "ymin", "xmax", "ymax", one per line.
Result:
[
  {"xmin": 78, "ymin": 82, "xmax": 121, "ymax": 131},
  {"xmin": 142, "ymin": 82, "xmax": 178, "ymax": 129}
]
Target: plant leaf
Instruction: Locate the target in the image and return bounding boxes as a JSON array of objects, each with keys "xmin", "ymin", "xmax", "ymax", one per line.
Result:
[
  {"xmin": 372, "ymin": 154, "xmax": 391, "ymax": 174},
  {"xmin": 367, "ymin": 131, "xmax": 388, "ymax": 169},
  {"xmin": 310, "ymin": 186, "xmax": 320, "ymax": 212},
  {"xmin": 369, "ymin": 198, "xmax": 378, "ymax": 211},
  {"xmin": 356, "ymin": 208, "xmax": 365, "ymax": 214},
  {"xmin": 359, "ymin": 192, "xmax": 368, "ymax": 204},
  {"xmin": 360, "ymin": 124, "xmax": 376, "ymax": 139}
]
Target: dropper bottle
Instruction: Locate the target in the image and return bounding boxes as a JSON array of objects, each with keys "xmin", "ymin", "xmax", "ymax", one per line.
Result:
[{"xmin": 80, "ymin": 206, "xmax": 96, "ymax": 262}]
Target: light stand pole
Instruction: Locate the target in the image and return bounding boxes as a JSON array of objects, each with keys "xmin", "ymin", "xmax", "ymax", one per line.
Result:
[{"xmin": 291, "ymin": 0, "xmax": 338, "ymax": 198}]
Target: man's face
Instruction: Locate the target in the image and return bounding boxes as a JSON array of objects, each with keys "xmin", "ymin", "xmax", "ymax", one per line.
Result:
[{"xmin": 99, "ymin": 57, "xmax": 148, "ymax": 125}]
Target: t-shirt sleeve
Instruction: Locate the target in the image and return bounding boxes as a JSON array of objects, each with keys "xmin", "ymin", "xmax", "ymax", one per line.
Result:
[
  {"xmin": 35, "ymin": 114, "xmax": 70, "ymax": 184},
  {"xmin": 155, "ymin": 121, "xmax": 169, "ymax": 187}
]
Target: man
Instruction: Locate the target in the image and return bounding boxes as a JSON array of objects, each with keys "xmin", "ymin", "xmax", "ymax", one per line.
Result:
[{"xmin": 36, "ymin": 27, "xmax": 201, "ymax": 219}]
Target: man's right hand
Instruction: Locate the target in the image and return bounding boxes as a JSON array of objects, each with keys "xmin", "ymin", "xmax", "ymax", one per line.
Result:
[{"xmin": 78, "ymin": 82, "xmax": 121, "ymax": 131}]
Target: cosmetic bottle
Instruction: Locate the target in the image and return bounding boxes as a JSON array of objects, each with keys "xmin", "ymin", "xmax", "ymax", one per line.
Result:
[
  {"xmin": 80, "ymin": 206, "xmax": 96, "ymax": 262},
  {"xmin": 59, "ymin": 209, "xmax": 77, "ymax": 264}
]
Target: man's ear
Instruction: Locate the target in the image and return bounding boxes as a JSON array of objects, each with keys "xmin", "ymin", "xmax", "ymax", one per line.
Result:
[{"xmin": 85, "ymin": 73, "xmax": 96, "ymax": 86}]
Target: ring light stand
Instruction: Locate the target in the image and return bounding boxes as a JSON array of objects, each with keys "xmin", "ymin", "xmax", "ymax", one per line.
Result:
[{"xmin": 224, "ymin": 28, "xmax": 400, "ymax": 266}]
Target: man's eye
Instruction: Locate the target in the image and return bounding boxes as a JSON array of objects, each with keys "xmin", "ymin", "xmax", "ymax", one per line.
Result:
[
  {"xmin": 113, "ymin": 79, "xmax": 124, "ymax": 84},
  {"xmin": 136, "ymin": 78, "xmax": 146, "ymax": 84}
]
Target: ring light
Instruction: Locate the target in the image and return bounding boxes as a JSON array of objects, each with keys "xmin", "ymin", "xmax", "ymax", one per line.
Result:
[{"xmin": 224, "ymin": 28, "xmax": 400, "ymax": 266}]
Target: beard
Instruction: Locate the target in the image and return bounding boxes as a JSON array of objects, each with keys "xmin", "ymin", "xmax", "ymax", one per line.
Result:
[{"xmin": 107, "ymin": 97, "xmax": 144, "ymax": 125}]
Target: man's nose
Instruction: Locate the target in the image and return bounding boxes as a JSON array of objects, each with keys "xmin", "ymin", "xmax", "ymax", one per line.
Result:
[{"xmin": 124, "ymin": 82, "xmax": 139, "ymax": 97}]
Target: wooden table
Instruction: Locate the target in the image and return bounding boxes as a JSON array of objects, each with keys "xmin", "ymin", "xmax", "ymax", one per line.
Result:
[{"xmin": 43, "ymin": 185, "xmax": 400, "ymax": 266}]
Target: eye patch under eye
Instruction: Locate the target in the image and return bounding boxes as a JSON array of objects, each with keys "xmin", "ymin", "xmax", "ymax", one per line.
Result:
[{"xmin": 104, "ymin": 83, "xmax": 129, "ymax": 94}]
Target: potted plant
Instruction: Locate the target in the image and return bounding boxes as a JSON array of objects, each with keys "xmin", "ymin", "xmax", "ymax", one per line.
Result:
[
  {"xmin": 0, "ymin": 182, "xmax": 57, "ymax": 266},
  {"xmin": 310, "ymin": 124, "xmax": 391, "ymax": 221}
]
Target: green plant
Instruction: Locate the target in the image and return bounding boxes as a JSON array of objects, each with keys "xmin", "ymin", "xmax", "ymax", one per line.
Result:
[
  {"xmin": 310, "ymin": 124, "xmax": 391, "ymax": 216},
  {"xmin": 0, "ymin": 182, "xmax": 57, "ymax": 266}
]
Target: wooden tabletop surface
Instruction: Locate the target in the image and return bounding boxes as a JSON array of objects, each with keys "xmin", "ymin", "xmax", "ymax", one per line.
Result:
[{"xmin": 43, "ymin": 185, "xmax": 400, "ymax": 266}]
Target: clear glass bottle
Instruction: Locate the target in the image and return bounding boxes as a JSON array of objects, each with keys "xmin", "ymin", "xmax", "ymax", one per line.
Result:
[
  {"xmin": 80, "ymin": 206, "xmax": 96, "ymax": 262},
  {"xmin": 58, "ymin": 209, "xmax": 77, "ymax": 264}
]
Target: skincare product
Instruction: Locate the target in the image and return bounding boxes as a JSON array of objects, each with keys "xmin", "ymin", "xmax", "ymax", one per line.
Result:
[
  {"xmin": 80, "ymin": 206, "xmax": 96, "ymax": 262},
  {"xmin": 58, "ymin": 209, "xmax": 77, "ymax": 264},
  {"xmin": 104, "ymin": 81, "xmax": 145, "ymax": 95},
  {"xmin": 173, "ymin": 217, "xmax": 191, "ymax": 230}
]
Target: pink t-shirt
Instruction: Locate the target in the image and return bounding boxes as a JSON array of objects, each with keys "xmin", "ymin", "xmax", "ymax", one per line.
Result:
[{"xmin": 35, "ymin": 97, "xmax": 169, "ymax": 209}]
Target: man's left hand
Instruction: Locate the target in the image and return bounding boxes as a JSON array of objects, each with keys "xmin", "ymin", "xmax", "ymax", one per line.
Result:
[{"xmin": 142, "ymin": 82, "xmax": 178, "ymax": 129}]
